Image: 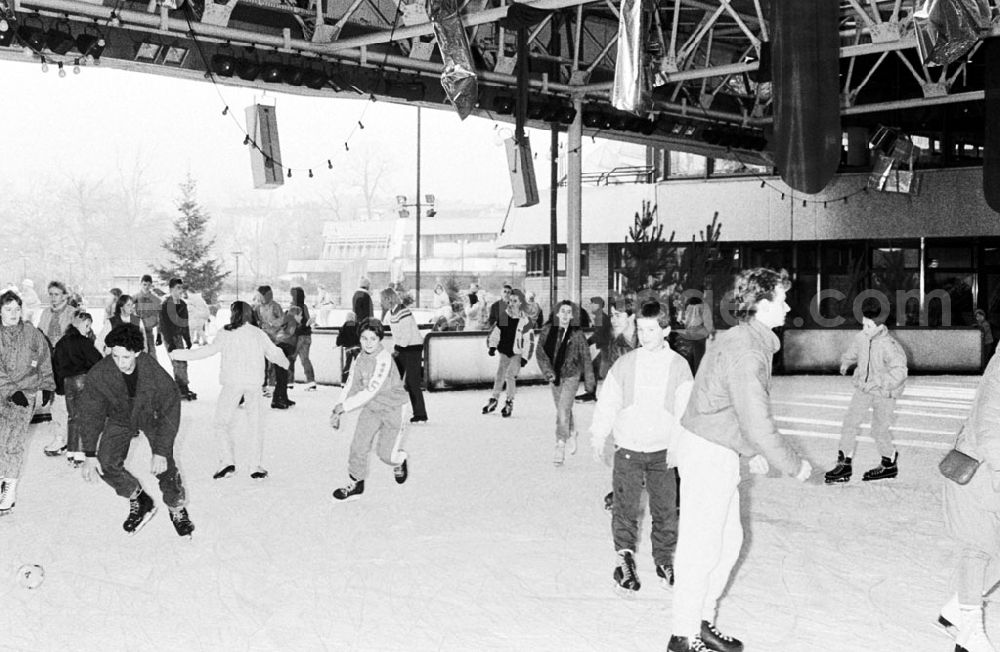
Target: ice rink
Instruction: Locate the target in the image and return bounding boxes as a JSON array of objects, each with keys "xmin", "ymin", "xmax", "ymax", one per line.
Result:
[{"xmin": 0, "ymin": 353, "xmax": 991, "ymax": 652}]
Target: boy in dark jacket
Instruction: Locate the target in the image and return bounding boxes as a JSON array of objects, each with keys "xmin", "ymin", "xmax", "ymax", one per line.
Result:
[
  {"xmin": 159, "ymin": 278, "xmax": 196, "ymax": 401},
  {"xmin": 51, "ymin": 311, "xmax": 102, "ymax": 467},
  {"xmin": 79, "ymin": 323, "xmax": 193, "ymax": 538}
]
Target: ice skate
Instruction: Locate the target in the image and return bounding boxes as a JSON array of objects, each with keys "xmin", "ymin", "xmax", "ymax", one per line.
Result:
[
  {"xmin": 250, "ymin": 469, "xmax": 269, "ymax": 480},
  {"xmin": 0, "ymin": 479, "xmax": 17, "ymax": 516},
  {"xmin": 332, "ymin": 476, "xmax": 365, "ymax": 502},
  {"xmin": 43, "ymin": 436, "xmax": 67, "ymax": 457},
  {"xmin": 937, "ymin": 593, "xmax": 962, "ymax": 640},
  {"xmin": 656, "ymin": 563, "xmax": 674, "ymax": 588},
  {"xmin": 862, "ymin": 451, "xmax": 898, "ymax": 481},
  {"xmin": 567, "ymin": 431, "xmax": 578, "ymax": 455},
  {"xmin": 955, "ymin": 605, "xmax": 997, "ymax": 652},
  {"xmin": 553, "ymin": 440, "xmax": 566, "ymax": 466},
  {"xmin": 212, "ymin": 465, "xmax": 236, "ymax": 480},
  {"xmin": 500, "ymin": 399, "xmax": 514, "ymax": 418},
  {"xmin": 393, "ymin": 456, "xmax": 408, "ymax": 485},
  {"xmin": 169, "ymin": 507, "xmax": 195, "ymax": 538},
  {"xmin": 482, "ymin": 397, "xmax": 498, "ymax": 414},
  {"xmin": 122, "ymin": 490, "xmax": 157, "ymax": 535},
  {"xmin": 824, "ymin": 450, "xmax": 852, "ymax": 484},
  {"xmin": 667, "ymin": 635, "xmax": 713, "ymax": 652},
  {"xmin": 305, "ymin": 382, "xmax": 317, "ymax": 391},
  {"xmin": 700, "ymin": 621, "xmax": 744, "ymax": 652},
  {"xmin": 613, "ymin": 549, "xmax": 640, "ymax": 595},
  {"xmin": 603, "ymin": 491, "xmax": 614, "ymax": 513}
]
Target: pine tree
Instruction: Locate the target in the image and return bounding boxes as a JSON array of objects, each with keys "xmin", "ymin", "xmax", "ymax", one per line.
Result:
[{"xmin": 157, "ymin": 175, "xmax": 228, "ymax": 304}]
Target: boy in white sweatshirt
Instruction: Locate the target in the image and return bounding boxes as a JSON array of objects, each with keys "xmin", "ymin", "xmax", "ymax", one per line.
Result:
[
  {"xmin": 329, "ymin": 318, "xmax": 410, "ymax": 502},
  {"xmin": 590, "ymin": 300, "xmax": 694, "ymax": 594}
]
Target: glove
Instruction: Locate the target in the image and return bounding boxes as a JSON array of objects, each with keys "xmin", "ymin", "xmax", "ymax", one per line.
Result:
[
  {"xmin": 520, "ymin": 358, "xmax": 528, "ymax": 368},
  {"xmin": 488, "ymin": 347, "xmax": 496, "ymax": 357},
  {"xmin": 8, "ymin": 391, "xmax": 28, "ymax": 408},
  {"xmin": 795, "ymin": 459, "xmax": 814, "ymax": 483},
  {"xmin": 748, "ymin": 454, "xmax": 770, "ymax": 475},
  {"xmin": 41, "ymin": 390, "xmax": 54, "ymax": 407}
]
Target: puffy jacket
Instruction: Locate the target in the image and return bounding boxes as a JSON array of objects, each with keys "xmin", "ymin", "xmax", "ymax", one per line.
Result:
[
  {"xmin": 536, "ymin": 323, "xmax": 594, "ymax": 390},
  {"xmin": 51, "ymin": 324, "xmax": 102, "ymax": 394},
  {"xmin": 681, "ymin": 318, "xmax": 803, "ymax": 476},
  {"xmin": 340, "ymin": 346, "xmax": 407, "ymax": 413},
  {"xmin": 954, "ymin": 352, "xmax": 1000, "ymax": 473},
  {"xmin": 0, "ymin": 321, "xmax": 56, "ymax": 400},
  {"xmin": 841, "ymin": 325, "xmax": 908, "ymax": 398},
  {"xmin": 487, "ymin": 313, "xmax": 535, "ymax": 359},
  {"xmin": 255, "ymin": 289, "xmax": 284, "ymax": 341},
  {"xmin": 37, "ymin": 305, "xmax": 74, "ymax": 346}
]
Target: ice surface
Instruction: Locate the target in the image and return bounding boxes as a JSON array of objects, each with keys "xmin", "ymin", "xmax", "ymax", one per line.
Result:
[{"xmin": 0, "ymin": 355, "xmax": 991, "ymax": 651}]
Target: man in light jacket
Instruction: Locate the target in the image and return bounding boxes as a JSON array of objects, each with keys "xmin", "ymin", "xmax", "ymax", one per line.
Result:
[{"xmin": 824, "ymin": 299, "xmax": 908, "ymax": 484}]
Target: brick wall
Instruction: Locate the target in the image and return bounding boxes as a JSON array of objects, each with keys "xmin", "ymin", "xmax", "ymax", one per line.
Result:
[{"xmin": 523, "ymin": 244, "xmax": 611, "ymax": 316}]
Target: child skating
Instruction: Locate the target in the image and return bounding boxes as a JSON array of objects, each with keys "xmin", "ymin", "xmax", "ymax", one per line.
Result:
[{"xmin": 329, "ymin": 319, "xmax": 409, "ymax": 501}]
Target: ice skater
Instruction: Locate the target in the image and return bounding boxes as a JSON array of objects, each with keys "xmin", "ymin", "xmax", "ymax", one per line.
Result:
[
  {"xmin": 481, "ymin": 289, "xmax": 535, "ymax": 418},
  {"xmin": 668, "ymin": 268, "xmax": 813, "ymax": 652},
  {"xmin": 824, "ymin": 299, "xmax": 908, "ymax": 484},
  {"xmin": 936, "ymin": 352, "xmax": 1000, "ymax": 652},
  {"xmin": 51, "ymin": 310, "xmax": 103, "ymax": 468},
  {"xmin": 590, "ymin": 299, "xmax": 692, "ymax": 594},
  {"xmin": 78, "ymin": 323, "xmax": 194, "ymax": 537},
  {"xmin": 536, "ymin": 300, "xmax": 594, "ymax": 466},
  {"xmin": 169, "ymin": 301, "xmax": 289, "ymax": 480},
  {"xmin": 329, "ymin": 319, "xmax": 409, "ymax": 502},
  {"xmin": 0, "ymin": 290, "xmax": 56, "ymax": 516}
]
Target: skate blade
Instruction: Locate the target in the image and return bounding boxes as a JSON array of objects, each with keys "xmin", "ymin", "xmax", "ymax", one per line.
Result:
[
  {"xmin": 824, "ymin": 477, "xmax": 850, "ymax": 484},
  {"xmin": 613, "ymin": 581, "xmax": 640, "ymax": 599},
  {"xmin": 553, "ymin": 460, "xmax": 564, "ymax": 467},
  {"xmin": 44, "ymin": 447, "xmax": 66, "ymax": 457},
  {"xmin": 933, "ymin": 616, "xmax": 958, "ymax": 641},
  {"xmin": 126, "ymin": 508, "xmax": 157, "ymax": 536},
  {"xmin": 332, "ymin": 495, "xmax": 363, "ymax": 503},
  {"xmin": 861, "ymin": 474, "xmax": 897, "ymax": 482},
  {"xmin": 0, "ymin": 505, "xmax": 16, "ymax": 517},
  {"xmin": 658, "ymin": 578, "xmax": 673, "ymax": 590}
]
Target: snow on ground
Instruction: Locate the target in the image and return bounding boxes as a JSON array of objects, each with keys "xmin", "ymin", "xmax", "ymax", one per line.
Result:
[{"xmin": 0, "ymin": 353, "xmax": 991, "ymax": 652}]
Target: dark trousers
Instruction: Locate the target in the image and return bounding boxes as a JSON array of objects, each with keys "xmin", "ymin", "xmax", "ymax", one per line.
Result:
[
  {"xmin": 170, "ymin": 359, "xmax": 189, "ymax": 393},
  {"xmin": 97, "ymin": 425, "xmax": 186, "ymax": 508},
  {"xmin": 64, "ymin": 374, "xmax": 87, "ymax": 453},
  {"xmin": 342, "ymin": 347, "xmax": 360, "ymax": 384},
  {"xmin": 273, "ymin": 343, "xmax": 294, "ymax": 403},
  {"xmin": 394, "ymin": 345, "xmax": 427, "ymax": 420},
  {"xmin": 612, "ymin": 447, "xmax": 678, "ymax": 566}
]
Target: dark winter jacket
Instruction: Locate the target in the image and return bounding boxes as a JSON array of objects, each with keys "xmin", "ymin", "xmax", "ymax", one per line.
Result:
[
  {"xmin": 352, "ymin": 289, "xmax": 373, "ymax": 325},
  {"xmin": 159, "ymin": 296, "xmax": 191, "ymax": 352},
  {"xmin": 587, "ymin": 309, "xmax": 612, "ymax": 350},
  {"xmin": 77, "ymin": 353, "xmax": 182, "ymax": 458},
  {"xmin": 0, "ymin": 321, "xmax": 56, "ymax": 400},
  {"xmin": 536, "ymin": 323, "xmax": 595, "ymax": 391},
  {"xmin": 290, "ymin": 287, "xmax": 312, "ymax": 337},
  {"xmin": 336, "ymin": 320, "xmax": 360, "ymax": 348},
  {"xmin": 275, "ymin": 311, "xmax": 299, "ymax": 348},
  {"xmin": 681, "ymin": 318, "xmax": 803, "ymax": 477},
  {"xmin": 52, "ymin": 325, "xmax": 102, "ymax": 394}
]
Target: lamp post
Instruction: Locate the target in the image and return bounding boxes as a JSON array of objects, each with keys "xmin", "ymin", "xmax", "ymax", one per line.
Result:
[
  {"xmin": 232, "ymin": 250, "xmax": 243, "ymax": 300},
  {"xmin": 415, "ymin": 106, "xmax": 422, "ymax": 308}
]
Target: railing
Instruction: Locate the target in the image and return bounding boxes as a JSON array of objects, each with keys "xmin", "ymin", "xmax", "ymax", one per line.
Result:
[{"xmin": 558, "ymin": 166, "xmax": 656, "ymax": 187}]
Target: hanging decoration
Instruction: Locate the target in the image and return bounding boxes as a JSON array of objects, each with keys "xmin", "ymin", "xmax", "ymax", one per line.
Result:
[
  {"xmin": 611, "ymin": 0, "xmax": 650, "ymax": 113},
  {"xmin": 426, "ymin": 0, "xmax": 478, "ymax": 120},
  {"xmin": 913, "ymin": 0, "xmax": 991, "ymax": 67}
]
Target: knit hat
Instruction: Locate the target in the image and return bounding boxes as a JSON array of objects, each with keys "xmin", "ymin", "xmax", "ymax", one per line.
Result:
[{"xmin": 589, "ymin": 296, "xmax": 605, "ymax": 308}]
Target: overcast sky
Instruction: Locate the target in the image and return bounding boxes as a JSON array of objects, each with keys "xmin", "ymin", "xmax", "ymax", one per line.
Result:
[{"xmin": 0, "ymin": 57, "xmax": 534, "ymax": 212}]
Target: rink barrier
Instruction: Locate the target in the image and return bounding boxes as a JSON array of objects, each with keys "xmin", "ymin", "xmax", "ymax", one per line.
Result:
[{"xmin": 781, "ymin": 327, "xmax": 983, "ymax": 373}]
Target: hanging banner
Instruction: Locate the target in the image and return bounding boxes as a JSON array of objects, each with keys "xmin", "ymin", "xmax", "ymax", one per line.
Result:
[
  {"xmin": 771, "ymin": 0, "xmax": 840, "ymax": 194},
  {"xmin": 427, "ymin": 0, "xmax": 478, "ymax": 120},
  {"xmin": 611, "ymin": 0, "xmax": 649, "ymax": 113},
  {"xmin": 983, "ymin": 38, "xmax": 1000, "ymax": 212}
]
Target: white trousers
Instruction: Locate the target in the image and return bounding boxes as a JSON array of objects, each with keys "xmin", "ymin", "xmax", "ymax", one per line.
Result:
[
  {"xmin": 671, "ymin": 428, "xmax": 743, "ymax": 638},
  {"xmin": 214, "ymin": 384, "xmax": 265, "ymax": 469}
]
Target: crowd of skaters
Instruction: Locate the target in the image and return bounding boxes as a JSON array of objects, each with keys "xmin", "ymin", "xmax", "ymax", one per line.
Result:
[{"xmin": 0, "ymin": 269, "xmax": 996, "ymax": 651}]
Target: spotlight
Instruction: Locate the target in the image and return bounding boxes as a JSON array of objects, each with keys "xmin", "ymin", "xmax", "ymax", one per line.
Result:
[
  {"xmin": 76, "ymin": 33, "xmax": 105, "ymax": 63},
  {"xmin": 526, "ymin": 101, "xmax": 547, "ymax": 121},
  {"xmin": 211, "ymin": 53, "xmax": 235, "ymax": 77},
  {"xmin": 235, "ymin": 58, "xmax": 261, "ymax": 81},
  {"xmin": 282, "ymin": 65, "xmax": 304, "ymax": 86},
  {"xmin": 0, "ymin": 19, "xmax": 7, "ymax": 32},
  {"xmin": 582, "ymin": 105, "xmax": 604, "ymax": 129},
  {"xmin": 0, "ymin": 17, "xmax": 14, "ymax": 47},
  {"xmin": 57, "ymin": 61, "xmax": 65, "ymax": 78},
  {"xmin": 303, "ymin": 69, "xmax": 328, "ymax": 90},
  {"xmin": 17, "ymin": 21, "xmax": 46, "ymax": 52},
  {"xmin": 491, "ymin": 95, "xmax": 514, "ymax": 115},
  {"xmin": 46, "ymin": 23, "xmax": 75, "ymax": 55},
  {"xmin": 261, "ymin": 63, "xmax": 282, "ymax": 84},
  {"xmin": 555, "ymin": 104, "xmax": 577, "ymax": 125},
  {"xmin": 637, "ymin": 117, "xmax": 659, "ymax": 135}
]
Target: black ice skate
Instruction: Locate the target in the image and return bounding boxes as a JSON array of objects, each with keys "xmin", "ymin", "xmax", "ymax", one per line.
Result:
[
  {"xmin": 393, "ymin": 457, "xmax": 408, "ymax": 485},
  {"xmin": 862, "ymin": 452, "xmax": 898, "ymax": 481},
  {"xmin": 123, "ymin": 490, "xmax": 157, "ymax": 535},
  {"xmin": 482, "ymin": 397, "xmax": 498, "ymax": 414},
  {"xmin": 824, "ymin": 450, "xmax": 852, "ymax": 484},
  {"xmin": 656, "ymin": 563, "xmax": 674, "ymax": 587},
  {"xmin": 500, "ymin": 399, "xmax": 514, "ymax": 418},
  {"xmin": 169, "ymin": 507, "xmax": 195, "ymax": 537},
  {"xmin": 667, "ymin": 635, "xmax": 713, "ymax": 652},
  {"xmin": 333, "ymin": 476, "xmax": 365, "ymax": 501},
  {"xmin": 701, "ymin": 621, "xmax": 744, "ymax": 652},
  {"xmin": 250, "ymin": 469, "xmax": 269, "ymax": 480},
  {"xmin": 613, "ymin": 549, "xmax": 640, "ymax": 595},
  {"xmin": 212, "ymin": 465, "xmax": 236, "ymax": 480}
]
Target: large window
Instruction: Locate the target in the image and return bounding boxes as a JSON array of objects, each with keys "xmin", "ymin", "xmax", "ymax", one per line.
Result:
[
  {"xmin": 667, "ymin": 151, "xmax": 707, "ymax": 178},
  {"xmin": 871, "ymin": 243, "xmax": 920, "ymax": 326},
  {"xmin": 525, "ymin": 245, "xmax": 589, "ymax": 278}
]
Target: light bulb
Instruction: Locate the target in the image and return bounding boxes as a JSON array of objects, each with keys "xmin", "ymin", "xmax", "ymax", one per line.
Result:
[
  {"xmin": 41, "ymin": 59, "xmax": 49, "ymax": 73},
  {"xmin": 58, "ymin": 62, "xmax": 66, "ymax": 78},
  {"xmin": 73, "ymin": 62, "xmax": 81, "ymax": 74},
  {"xmin": 0, "ymin": 19, "xmax": 9, "ymax": 32}
]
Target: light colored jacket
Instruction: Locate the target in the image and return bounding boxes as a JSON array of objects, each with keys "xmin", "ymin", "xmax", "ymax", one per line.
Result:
[
  {"xmin": 841, "ymin": 325, "xmax": 907, "ymax": 398},
  {"xmin": 681, "ymin": 318, "xmax": 803, "ymax": 476},
  {"xmin": 171, "ymin": 324, "xmax": 288, "ymax": 386},
  {"xmin": 388, "ymin": 304, "xmax": 423, "ymax": 348},
  {"xmin": 0, "ymin": 321, "xmax": 56, "ymax": 399},
  {"xmin": 36, "ymin": 305, "xmax": 74, "ymax": 345},
  {"xmin": 955, "ymin": 352, "xmax": 1000, "ymax": 472},
  {"xmin": 340, "ymin": 345, "xmax": 407, "ymax": 413}
]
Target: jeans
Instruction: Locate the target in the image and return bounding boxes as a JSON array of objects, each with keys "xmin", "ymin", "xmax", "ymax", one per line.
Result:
[
  {"xmin": 394, "ymin": 345, "xmax": 427, "ymax": 420},
  {"xmin": 611, "ymin": 447, "xmax": 678, "ymax": 567},
  {"xmin": 549, "ymin": 376, "xmax": 580, "ymax": 441},
  {"xmin": 838, "ymin": 390, "xmax": 897, "ymax": 459},
  {"xmin": 64, "ymin": 374, "xmax": 87, "ymax": 453},
  {"xmin": 97, "ymin": 425, "xmax": 186, "ymax": 508},
  {"xmin": 143, "ymin": 327, "xmax": 157, "ymax": 360},
  {"xmin": 289, "ymin": 335, "xmax": 315, "ymax": 384},
  {"xmin": 491, "ymin": 353, "xmax": 522, "ymax": 401}
]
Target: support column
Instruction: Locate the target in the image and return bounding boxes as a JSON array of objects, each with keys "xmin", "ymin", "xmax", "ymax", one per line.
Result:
[
  {"xmin": 566, "ymin": 97, "xmax": 583, "ymax": 306},
  {"xmin": 549, "ymin": 125, "xmax": 559, "ymax": 314}
]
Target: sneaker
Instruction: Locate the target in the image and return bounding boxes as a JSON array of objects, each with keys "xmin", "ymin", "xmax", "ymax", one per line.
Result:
[
  {"xmin": 169, "ymin": 507, "xmax": 195, "ymax": 537},
  {"xmin": 574, "ymin": 391, "xmax": 597, "ymax": 403},
  {"xmin": 393, "ymin": 456, "xmax": 409, "ymax": 485},
  {"xmin": 482, "ymin": 397, "xmax": 498, "ymax": 414},
  {"xmin": 824, "ymin": 450, "xmax": 853, "ymax": 484},
  {"xmin": 0, "ymin": 479, "xmax": 17, "ymax": 515},
  {"xmin": 554, "ymin": 440, "xmax": 566, "ymax": 466},
  {"xmin": 305, "ymin": 383, "xmax": 318, "ymax": 392},
  {"xmin": 862, "ymin": 452, "xmax": 898, "ymax": 482},
  {"xmin": 656, "ymin": 564, "xmax": 674, "ymax": 587},
  {"xmin": 122, "ymin": 490, "xmax": 157, "ymax": 534},
  {"xmin": 212, "ymin": 465, "xmax": 236, "ymax": 480},
  {"xmin": 500, "ymin": 399, "xmax": 514, "ymax": 418},
  {"xmin": 667, "ymin": 636, "xmax": 713, "ymax": 652},
  {"xmin": 613, "ymin": 549, "xmax": 640, "ymax": 593},
  {"xmin": 250, "ymin": 469, "xmax": 269, "ymax": 480},
  {"xmin": 332, "ymin": 476, "xmax": 365, "ymax": 501},
  {"xmin": 700, "ymin": 621, "xmax": 744, "ymax": 652}
]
